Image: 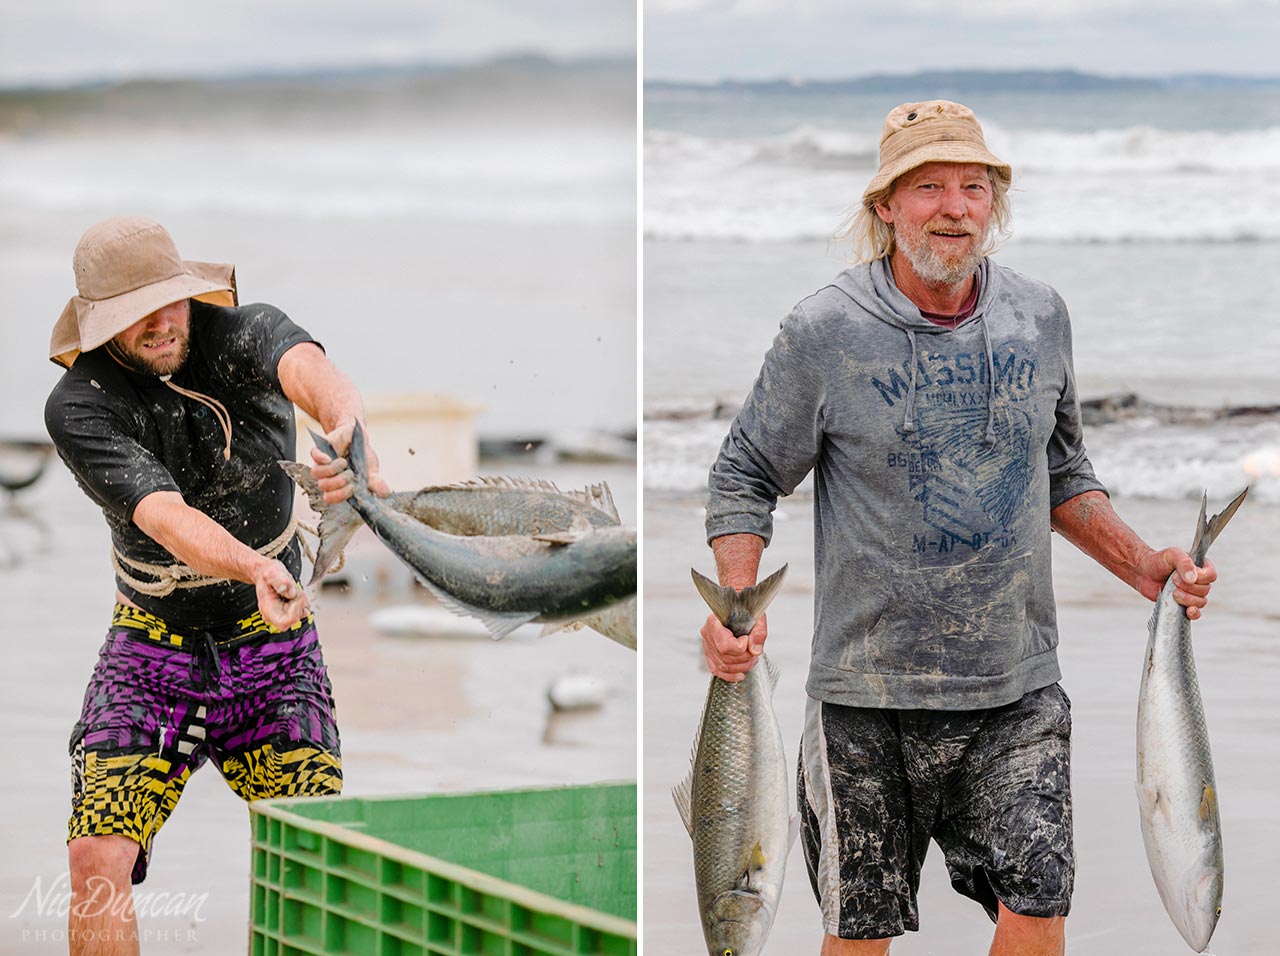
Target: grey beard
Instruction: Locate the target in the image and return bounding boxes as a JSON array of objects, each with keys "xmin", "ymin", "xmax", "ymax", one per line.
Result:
[{"xmin": 896, "ymin": 226, "xmax": 988, "ymax": 288}]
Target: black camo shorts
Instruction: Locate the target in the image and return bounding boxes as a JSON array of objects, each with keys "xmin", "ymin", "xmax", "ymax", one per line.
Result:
[{"xmin": 797, "ymin": 683, "xmax": 1073, "ymax": 939}]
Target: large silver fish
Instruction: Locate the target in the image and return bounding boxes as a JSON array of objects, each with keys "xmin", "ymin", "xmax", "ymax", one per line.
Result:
[
  {"xmin": 674, "ymin": 566, "xmax": 796, "ymax": 956},
  {"xmin": 304, "ymin": 424, "xmax": 636, "ymax": 645},
  {"xmin": 280, "ymin": 456, "xmax": 636, "ymax": 648},
  {"xmin": 279, "ymin": 462, "xmax": 621, "ymax": 583},
  {"xmin": 1136, "ymin": 487, "xmax": 1247, "ymax": 952}
]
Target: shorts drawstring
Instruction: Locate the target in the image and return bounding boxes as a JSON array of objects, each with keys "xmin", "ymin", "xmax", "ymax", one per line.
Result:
[{"xmin": 190, "ymin": 632, "xmax": 223, "ymax": 691}]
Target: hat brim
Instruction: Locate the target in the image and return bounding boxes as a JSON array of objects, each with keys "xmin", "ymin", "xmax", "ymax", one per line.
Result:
[
  {"xmin": 862, "ymin": 141, "xmax": 1011, "ymax": 204},
  {"xmin": 50, "ymin": 261, "xmax": 236, "ymax": 368}
]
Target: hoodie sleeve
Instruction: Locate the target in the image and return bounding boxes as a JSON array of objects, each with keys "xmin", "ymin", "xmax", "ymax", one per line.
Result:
[
  {"xmin": 1047, "ymin": 297, "xmax": 1108, "ymax": 509},
  {"xmin": 706, "ymin": 306, "xmax": 826, "ymax": 545}
]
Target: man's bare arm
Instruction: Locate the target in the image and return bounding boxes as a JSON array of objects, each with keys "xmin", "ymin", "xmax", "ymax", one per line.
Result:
[
  {"xmin": 277, "ymin": 342, "xmax": 391, "ymax": 502},
  {"xmin": 132, "ymin": 491, "xmax": 308, "ymax": 630},
  {"xmin": 701, "ymin": 532, "xmax": 767, "ymax": 680},
  {"xmin": 1050, "ymin": 490, "xmax": 1215, "ymax": 619}
]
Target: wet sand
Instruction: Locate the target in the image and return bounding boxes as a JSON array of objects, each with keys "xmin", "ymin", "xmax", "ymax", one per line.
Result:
[
  {"xmin": 644, "ymin": 490, "xmax": 1280, "ymax": 955},
  {"xmin": 0, "ymin": 460, "xmax": 636, "ymax": 955}
]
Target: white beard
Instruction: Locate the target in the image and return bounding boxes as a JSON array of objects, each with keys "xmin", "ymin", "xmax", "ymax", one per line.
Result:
[{"xmin": 895, "ymin": 220, "xmax": 990, "ymax": 288}]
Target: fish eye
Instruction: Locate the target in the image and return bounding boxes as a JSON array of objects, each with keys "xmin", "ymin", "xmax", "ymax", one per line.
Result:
[
  {"xmin": 722, "ymin": 950, "xmax": 734, "ymax": 956},
  {"xmin": 1216, "ymin": 906, "xmax": 1222, "ymax": 916}
]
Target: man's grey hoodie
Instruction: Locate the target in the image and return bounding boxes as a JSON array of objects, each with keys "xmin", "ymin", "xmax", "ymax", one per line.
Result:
[{"xmin": 706, "ymin": 257, "xmax": 1106, "ymax": 710}]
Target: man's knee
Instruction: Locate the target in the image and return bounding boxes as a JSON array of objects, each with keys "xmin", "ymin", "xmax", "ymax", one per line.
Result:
[
  {"xmin": 993, "ymin": 901, "xmax": 1065, "ymax": 955},
  {"xmin": 822, "ymin": 934, "xmax": 892, "ymax": 955},
  {"xmin": 68, "ymin": 835, "xmax": 139, "ymax": 890}
]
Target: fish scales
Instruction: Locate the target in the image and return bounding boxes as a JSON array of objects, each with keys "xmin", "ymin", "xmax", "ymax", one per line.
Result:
[
  {"xmin": 401, "ymin": 485, "xmax": 616, "ymax": 537},
  {"xmin": 677, "ymin": 566, "xmax": 795, "ymax": 956},
  {"xmin": 1136, "ymin": 487, "xmax": 1247, "ymax": 953},
  {"xmin": 691, "ymin": 660, "xmax": 790, "ymax": 907}
]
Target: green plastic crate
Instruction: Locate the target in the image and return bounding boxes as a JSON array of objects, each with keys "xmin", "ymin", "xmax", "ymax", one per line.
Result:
[{"xmin": 249, "ymin": 782, "xmax": 636, "ymax": 956}]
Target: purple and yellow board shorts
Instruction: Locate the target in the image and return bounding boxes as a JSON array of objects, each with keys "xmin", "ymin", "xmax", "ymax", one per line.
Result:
[{"xmin": 68, "ymin": 605, "xmax": 343, "ymax": 883}]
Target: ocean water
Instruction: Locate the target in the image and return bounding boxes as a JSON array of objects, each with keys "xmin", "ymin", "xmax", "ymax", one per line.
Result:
[
  {"xmin": 0, "ymin": 59, "xmax": 637, "ymax": 444},
  {"xmin": 644, "ymin": 84, "xmax": 1280, "ymax": 505}
]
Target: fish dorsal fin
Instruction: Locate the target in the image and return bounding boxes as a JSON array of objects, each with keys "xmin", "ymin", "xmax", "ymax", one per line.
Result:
[
  {"xmin": 565, "ymin": 481, "xmax": 620, "ymax": 523},
  {"xmin": 674, "ymin": 697, "xmax": 711, "ymax": 838},
  {"xmin": 690, "ymin": 564, "xmax": 788, "ymax": 637},
  {"xmin": 412, "ymin": 573, "xmax": 539, "ymax": 640},
  {"xmin": 672, "ymin": 774, "xmax": 694, "ymax": 836},
  {"xmin": 1189, "ymin": 486, "xmax": 1248, "ymax": 566},
  {"xmin": 420, "ymin": 475, "xmax": 564, "ymax": 495}
]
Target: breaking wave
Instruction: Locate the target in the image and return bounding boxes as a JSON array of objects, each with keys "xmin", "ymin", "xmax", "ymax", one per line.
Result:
[
  {"xmin": 644, "ymin": 397, "xmax": 1280, "ymax": 503},
  {"xmin": 645, "ymin": 124, "xmax": 1280, "ymax": 243}
]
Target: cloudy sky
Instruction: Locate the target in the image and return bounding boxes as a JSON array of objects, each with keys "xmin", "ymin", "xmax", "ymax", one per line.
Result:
[
  {"xmin": 0, "ymin": 1, "xmax": 635, "ymax": 87},
  {"xmin": 646, "ymin": 0, "xmax": 1280, "ymax": 81}
]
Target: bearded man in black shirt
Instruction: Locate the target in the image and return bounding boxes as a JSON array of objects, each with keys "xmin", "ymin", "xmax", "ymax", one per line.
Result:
[{"xmin": 45, "ymin": 216, "xmax": 390, "ymax": 956}]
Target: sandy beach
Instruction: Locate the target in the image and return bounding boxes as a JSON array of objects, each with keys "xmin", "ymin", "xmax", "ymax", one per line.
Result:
[
  {"xmin": 644, "ymin": 488, "xmax": 1280, "ymax": 955},
  {"xmin": 0, "ymin": 457, "xmax": 636, "ymax": 955}
]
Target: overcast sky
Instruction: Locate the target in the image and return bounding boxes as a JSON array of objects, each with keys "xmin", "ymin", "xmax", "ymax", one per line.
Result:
[
  {"xmin": 646, "ymin": 0, "xmax": 1280, "ymax": 82},
  {"xmin": 0, "ymin": 1, "xmax": 635, "ymax": 87}
]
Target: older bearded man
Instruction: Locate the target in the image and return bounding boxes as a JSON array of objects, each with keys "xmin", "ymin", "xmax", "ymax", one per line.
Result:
[{"xmin": 699, "ymin": 101, "xmax": 1218, "ymax": 955}]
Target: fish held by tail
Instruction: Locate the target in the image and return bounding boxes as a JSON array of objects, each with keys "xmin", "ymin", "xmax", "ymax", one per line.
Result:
[
  {"xmin": 691, "ymin": 564, "xmax": 788, "ymax": 638},
  {"xmin": 1188, "ymin": 486, "xmax": 1248, "ymax": 567},
  {"xmin": 680, "ymin": 563, "xmax": 794, "ymax": 956}
]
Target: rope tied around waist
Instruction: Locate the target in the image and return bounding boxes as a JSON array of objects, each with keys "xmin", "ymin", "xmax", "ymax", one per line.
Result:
[{"xmin": 111, "ymin": 515, "xmax": 299, "ymax": 597}]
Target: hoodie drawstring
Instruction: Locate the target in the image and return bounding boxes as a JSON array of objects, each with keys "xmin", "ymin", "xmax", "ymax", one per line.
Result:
[
  {"xmin": 979, "ymin": 320, "xmax": 997, "ymax": 446},
  {"xmin": 902, "ymin": 330, "xmax": 919, "ymax": 434}
]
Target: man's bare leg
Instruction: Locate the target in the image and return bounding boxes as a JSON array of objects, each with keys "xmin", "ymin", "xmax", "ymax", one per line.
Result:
[
  {"xmin": 989, "ymin": 901, "xmax": 1064, "ymax": 956},
  {"xmin": 821, "ymin": 934, "xmax": 892, "ymax": 955},
  {"xmin": 68, "ymin": 835, "xmax": 140, "ymax": 956}
]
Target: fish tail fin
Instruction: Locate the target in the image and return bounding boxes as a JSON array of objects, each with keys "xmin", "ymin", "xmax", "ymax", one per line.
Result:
[
  {"xmin": 346, "ymin": 421, "xmax": 369, "ymax": 486},
  {"xmin": 279, "ymin": 459, "xmax": 326, "ymax": 511},
  {"xmin": 277, "ymin": 459, "xmax": 362, "ymax": 585},
  {"xmin": 1190, "ymin": 486, "xmax": 1249, "ymax": 565},
  {"xmin": 309, "ymin": 424, "xmax": 369, "ymax": 494},
  {"xmin": 308, "ymin": 427, "xmax": 338, "ymax": 461},
  {"xmin": 690, "ymin": 564, "xmax": 788, "ymax": 636}
]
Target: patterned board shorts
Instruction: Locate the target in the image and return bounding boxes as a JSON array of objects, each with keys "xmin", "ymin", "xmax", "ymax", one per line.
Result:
[
  {"xmin": 797, "ymin": 683, "xmax": 1074, "ymax": 939},
  {"xmin": 68, "ymin": 605, "xmax": 343, "ymax": 884}
]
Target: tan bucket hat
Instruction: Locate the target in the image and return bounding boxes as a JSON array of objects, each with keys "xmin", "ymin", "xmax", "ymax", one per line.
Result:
[
  {"xmin": 49, "ymin": 216, "xmax": 238, "ymax": 368},
  {"xmin": 862, "ymin": 100, "xmax": 1010, "ymax": 203}
]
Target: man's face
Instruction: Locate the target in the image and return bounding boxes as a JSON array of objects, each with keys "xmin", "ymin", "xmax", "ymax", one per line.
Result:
[
  {"xmin": 876, "ymin": 162, "xmax": 995, "ymax": 287},
  {"xmin": 110, "ymin": 299, "xmax": 191, "ymax": 376}
]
